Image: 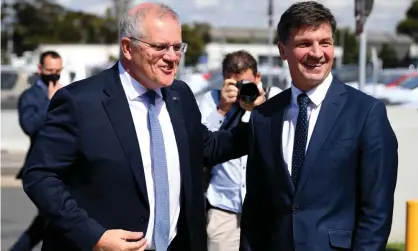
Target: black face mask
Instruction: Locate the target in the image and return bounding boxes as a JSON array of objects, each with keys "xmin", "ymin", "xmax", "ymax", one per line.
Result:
[{"xmin": 41, "ymin": 74, "xmax": 60, "ymax": 85}]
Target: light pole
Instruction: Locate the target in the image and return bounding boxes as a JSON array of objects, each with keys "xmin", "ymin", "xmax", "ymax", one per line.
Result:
[
  {"xmin": 355, "ymin": 0, "xmax": 374, "ymax": 92},
  {"xmin": 115, "ymin": 0, "xmax": 133, "ymax": 35},
  {"xmin": 266, "ymin": 0, "xmax": 274, "ymax": 91},
  {"xmin": 5, "ymin": 0, "xmax": 15, "ymax": 64}
]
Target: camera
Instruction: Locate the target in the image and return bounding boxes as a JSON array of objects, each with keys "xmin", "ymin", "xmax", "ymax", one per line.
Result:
[{"xmin": 236, "ymin": 80, "xmax": 259, "ymax": 104}]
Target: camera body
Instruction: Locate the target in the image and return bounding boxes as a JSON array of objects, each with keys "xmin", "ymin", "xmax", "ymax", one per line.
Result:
[{"xmin": 236, "ymin": 80, "xmax": 259, "ymax": 104}]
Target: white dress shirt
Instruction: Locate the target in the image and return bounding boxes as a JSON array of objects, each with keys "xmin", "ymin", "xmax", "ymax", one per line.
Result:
[
  {"xmin": 198, "ymin": 90, "xmax": 250, "ymax": 213},
  {"xmin": 198, "ymin": 82, "xmax": 263, "ymax": 213},
  {"xmin": 118, "ymin": 63, "xmax": 181, "ymax": 250},
  {"xmin": 282, "ymin": 73, "xmax": 333, "ymax": 174}
]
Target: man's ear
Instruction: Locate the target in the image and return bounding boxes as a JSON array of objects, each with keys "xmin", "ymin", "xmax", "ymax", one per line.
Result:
[
  {"xmin": 255, "ymin": 71, "xmax": 261, "ymax": 84},
  {"xmin": 121, "ymin": 37, "xmax": 134, "ymax": 60},
  {"xmin": 37, "ymin": 64, "xmax": 42, "ymax": 75},
  {"xmin": 278, "ymin": 42, "xmax": 287, "ymax": 60}
]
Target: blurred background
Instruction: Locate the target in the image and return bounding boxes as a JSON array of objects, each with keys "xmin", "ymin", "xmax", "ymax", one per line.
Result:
[
  {"xmin": 1, "ymin": 0, "xmax": 418, "ymax": 250},
  {"xmin": 1, "ymin": 0, "xmax": 418, "ymax": 109}
]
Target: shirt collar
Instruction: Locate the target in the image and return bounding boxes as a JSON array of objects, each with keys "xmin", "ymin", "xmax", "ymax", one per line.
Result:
[
  {"xmin": 290, "ymin": 72, "xmax": 333, "ymax": 107},
  {"xmin": 118, "ymin": 62, "xmax": 162, "ymax": 101},
  {"xmin": 36, "ymin": 79, "xmax": 48, "ymax": 96}
]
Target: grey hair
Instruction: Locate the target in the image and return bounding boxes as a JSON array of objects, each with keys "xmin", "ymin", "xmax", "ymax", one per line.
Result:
[{"xmin": 119, "ymin": 3, "xmax": 181, "ymax": 42}]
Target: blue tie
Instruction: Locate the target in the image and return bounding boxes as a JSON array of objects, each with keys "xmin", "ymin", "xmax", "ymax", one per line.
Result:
[
  {"xmin": 291, "ymin": 93, "xmax": 310, "ymax": 188},
  {"xmin": 143, "ymin": 90, "xmax": 170, "ymax": 251}
]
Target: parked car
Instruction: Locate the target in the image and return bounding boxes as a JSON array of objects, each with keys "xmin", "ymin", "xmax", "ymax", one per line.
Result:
[
  {"xmin": 1, "ymin": 65, "xmax": 74, "ymax": 109},
  {"xmin": 1, "ymin": 65, "xmax": 34, "ymax": 109},
  {"xmin": 399, "ymin": 75, "xmax": 418, "ymax": 91},
  {"xmin": 387, "ymin": 72, "xmax": 418, "ymax": 87}
]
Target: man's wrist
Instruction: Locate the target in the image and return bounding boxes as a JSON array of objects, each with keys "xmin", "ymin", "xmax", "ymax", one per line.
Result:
[{"xmin": 217, "ymin": 104, "xmax": 230, "ymax": 116}]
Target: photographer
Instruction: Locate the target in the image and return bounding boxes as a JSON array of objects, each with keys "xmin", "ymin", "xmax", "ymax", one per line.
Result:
[{"xmin": 198, "ymin": 50, "xmax": 264, "ymax": 251}]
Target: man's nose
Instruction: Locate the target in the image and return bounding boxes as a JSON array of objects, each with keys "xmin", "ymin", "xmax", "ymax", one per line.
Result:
[
  {"xmin": 308, "ymin": 43, "xmax": 324, "ymax": 58},
  {"xmin": 163, "ymin": 46, "xmax": 179, "ymax": 61}
]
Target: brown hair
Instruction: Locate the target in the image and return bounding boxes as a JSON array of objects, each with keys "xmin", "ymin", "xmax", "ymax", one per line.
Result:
[
  {"xmin": 277, "ymin": 1, "xmax": 336, "ymax": 44},
  {"xmin": 222, "ymin": 50, "xmax": 258, "ymax": 78}
]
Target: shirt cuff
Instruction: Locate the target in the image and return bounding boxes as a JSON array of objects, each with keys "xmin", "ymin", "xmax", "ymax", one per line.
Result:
[
  {"xmin": 241, "ymin": 111, "xmax": 251, "ymax": 123},
  {"xmin": 204, "ymin": 110, "xmax": 225, "ymax": 131}
]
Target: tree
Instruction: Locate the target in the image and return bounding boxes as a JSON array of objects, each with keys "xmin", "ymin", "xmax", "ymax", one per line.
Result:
[
  {"xmin": 397, "ymin": 0, "xmax": 418, "ymax": 41},
  {"xmin": 335, "ymin": 28, "xmax": 359, "ymax": 64},
  {"xmin": 192, "ymin": 22, "xmax": 212, "ymax": 44},
  {"xmin": 378, "ymin": 43, "xmax": 399, "ymax": 68},
  {"xmin": 0, "ymin": 0, "xmax": 210, "ymax": 66},
  {"xmin": 182, "ymin": 23, "xmax": 208, "ymax": 66},
  {"xmin": 0, "ymin": 0, "xmax": 119, "ymax": 58}
]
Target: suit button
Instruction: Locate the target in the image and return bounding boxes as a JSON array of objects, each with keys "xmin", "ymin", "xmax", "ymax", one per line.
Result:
[
  {"xmin": 140, "ymin": 217, "xmax": 146, "ymax": 223},
  {"xmin": 293, "ymin": 206, "xmax": 299, "ymax": 214}
]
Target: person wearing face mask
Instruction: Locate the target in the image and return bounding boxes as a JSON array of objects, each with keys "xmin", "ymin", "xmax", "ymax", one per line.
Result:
[
  {"xmin": 20, "ymin": 3, "xmax": 264, "ymax": 251},
  {"xmin": 197, "ymin": 50, "xmax": 264, "ymax": 251},
  {"xmin": 10, "ymin": 51, "xmax": 63, "ymax": 251},
  {"xmin": 240, "ymin": 1, "xmax": 398, "ymax": 251}
]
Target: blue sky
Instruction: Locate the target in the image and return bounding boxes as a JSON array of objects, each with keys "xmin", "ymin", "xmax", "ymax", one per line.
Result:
[{"xmin": 57, "ymin": 0, "xmax": 413, "ymax": 32}]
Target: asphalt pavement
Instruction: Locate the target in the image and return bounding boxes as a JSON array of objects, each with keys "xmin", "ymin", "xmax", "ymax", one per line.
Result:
[{"xmin": 1, "ymin": 185, "xmax": 42, "ymax": 251}]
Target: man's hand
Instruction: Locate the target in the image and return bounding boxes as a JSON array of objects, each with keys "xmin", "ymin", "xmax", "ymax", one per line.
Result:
[
  {"xmin": 93, "ymin": 229, "xmax": 147, "ymax": 251},
  {"xmin": 239, "ymin": 84, "xmax": 265, "ymax": 111},
  {"xmin": 47, "ymin": 81, "xmax": 63, "ymax": 100},
  {"xmin": 217, "ymin": 78, "xmax": 239, "ymax": 116}
]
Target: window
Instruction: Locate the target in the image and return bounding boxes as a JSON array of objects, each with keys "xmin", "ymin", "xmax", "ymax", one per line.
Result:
[
  {"xmin": 332, "ymin": 65, "xmax": 373, "ymax": 83},
  {"xmin": 1, "ymin": 71, "xmax": 18, "ymax": 90},
  {"xmin": 258, "ymin": 56, "xmax": 283, "ymax": 67},
  {"xmin": 400, "ymin": 76, "xmax": 418, "ymax": 90},
  {"xmin": 376, "ymin": 73, "xmax": 404, "ymax": 85},
  {"xmin": 261, "ymin": 75, "xmax": 287, "ymax": 90},
  {"xmin": 28, "ymin": 73, "xmax": 38, "ymax": 85},
  {"xmin": 69, "ymin": 72, "xmax": 76, "ymax": 82}
]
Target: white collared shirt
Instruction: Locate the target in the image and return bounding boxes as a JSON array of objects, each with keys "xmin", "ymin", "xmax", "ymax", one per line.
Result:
[
  {"xmin": 118, "ymin": 63, "xmax": 181, "ymax": 249},
  {"xmin": 198, "ymin": 91, "xmax": 250, "ymax": 213},
  {"xmin": 282, "ymin": 73, "xmax": 333, "ymax": 175},
  {"xmin": 198, "ymin": 82, "xmax": 263, "ymax": 213}
]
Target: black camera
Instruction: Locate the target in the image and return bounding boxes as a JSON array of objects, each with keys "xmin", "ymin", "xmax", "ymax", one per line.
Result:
[{"xmin": 236, "ymin": 80, "xmax": 259, "ymax": 104}]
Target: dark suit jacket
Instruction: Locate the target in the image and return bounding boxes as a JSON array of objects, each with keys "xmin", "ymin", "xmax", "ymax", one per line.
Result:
[
  {"xmin": 17, "ymin": 82, "xmax": 49, "ymax": 179},
  {"xmin": 22, "ymin": 64, "xmax": 248, "ymax": 251},
  {"xmin": 240, "ymin": 78, "xmax": 398, "ymax": 251}
]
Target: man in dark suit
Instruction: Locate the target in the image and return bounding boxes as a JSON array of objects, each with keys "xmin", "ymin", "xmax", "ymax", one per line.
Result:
[
  {"xmin": 22, "ymin": 3, "xmax": 263, "ymax": 251},
  {"xmin": 11, "ymin": 51, "xmax": 63, "ymax": 251},
  {"xmin": 240, "ymin": 1, "xmax": 398, "ymax": 251}
]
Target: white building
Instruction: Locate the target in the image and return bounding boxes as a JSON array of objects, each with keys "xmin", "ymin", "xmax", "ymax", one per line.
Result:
[{"xmin": 11, "ymin": 44, "xmax": 120, "ymax": 82}]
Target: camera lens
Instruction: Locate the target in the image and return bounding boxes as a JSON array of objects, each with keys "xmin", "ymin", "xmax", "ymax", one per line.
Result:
[{"xmin": 237, "ymin": 80, "xmax": 259, "ymax": 104}]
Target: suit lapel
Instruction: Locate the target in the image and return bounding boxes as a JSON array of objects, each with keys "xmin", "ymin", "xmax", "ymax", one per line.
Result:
[
  {"xmin": 101, "ymin": 64, "xmax": 149, "ymax": 208},
  {"xmin": 162, "ymin": 86, "xmax": 192, "ymax": 209},
  {"xmin": 296, "ymin": 79, "xmax": 347, "ymax": 193},
  {"xmin": 270, "ymin": 89, "xmax": 294, "ymax": 192}
]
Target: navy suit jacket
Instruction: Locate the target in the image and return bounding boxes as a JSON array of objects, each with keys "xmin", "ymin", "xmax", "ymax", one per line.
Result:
[
  {"xmin": 22, "ymin": 64, "xmax": 248, "ymax": 251},
  {"xmin": 17, "ymin": 82, "xmax": 49, "ymax": 179},
  {"xmin": 240, "ymin": 78, "xmax": 398, "ymax": 251}
]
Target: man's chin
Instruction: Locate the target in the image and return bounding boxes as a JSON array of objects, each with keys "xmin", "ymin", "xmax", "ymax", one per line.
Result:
[
  {"xmin": 156, "ymin": 77, "xmax": 175, "ymax": 87},
  {"xmin": 304, "ymin": 72, "xmax": 327, "ymax": 82}
]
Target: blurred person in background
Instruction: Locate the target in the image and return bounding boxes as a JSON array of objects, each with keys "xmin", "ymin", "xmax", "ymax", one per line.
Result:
[
  {"xmin": 10, "ymin": 51, "xmax": 63, "ymax": 251},
  {"xmin": 198, "ymin": 50, "xmax": 264, "ymax": 251},
  {"xmin": 240, "ymin": 1, "xmax": 398, "ymax": 251},
  {"xmin": 21, "ymin": 2, "xmax": 264, "ymax": 251}
]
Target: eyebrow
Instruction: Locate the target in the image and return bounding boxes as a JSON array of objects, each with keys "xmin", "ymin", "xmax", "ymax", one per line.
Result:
[
  {"xmin": 295, "ymin": 37, "xmax": 333, "ymax": 42},
  {"xmin": 44, "ymin": 68, "xmax": 63, "ymax": 71}
]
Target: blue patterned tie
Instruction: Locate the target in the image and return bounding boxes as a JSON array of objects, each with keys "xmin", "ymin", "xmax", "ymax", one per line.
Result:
[
  {"xmin": 291, "ymin": 93, "xmax": 310, "ymax": 188},
  {"xmin": 143, "ymin": 90, "xmax": 170, "ymax": 251}
]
